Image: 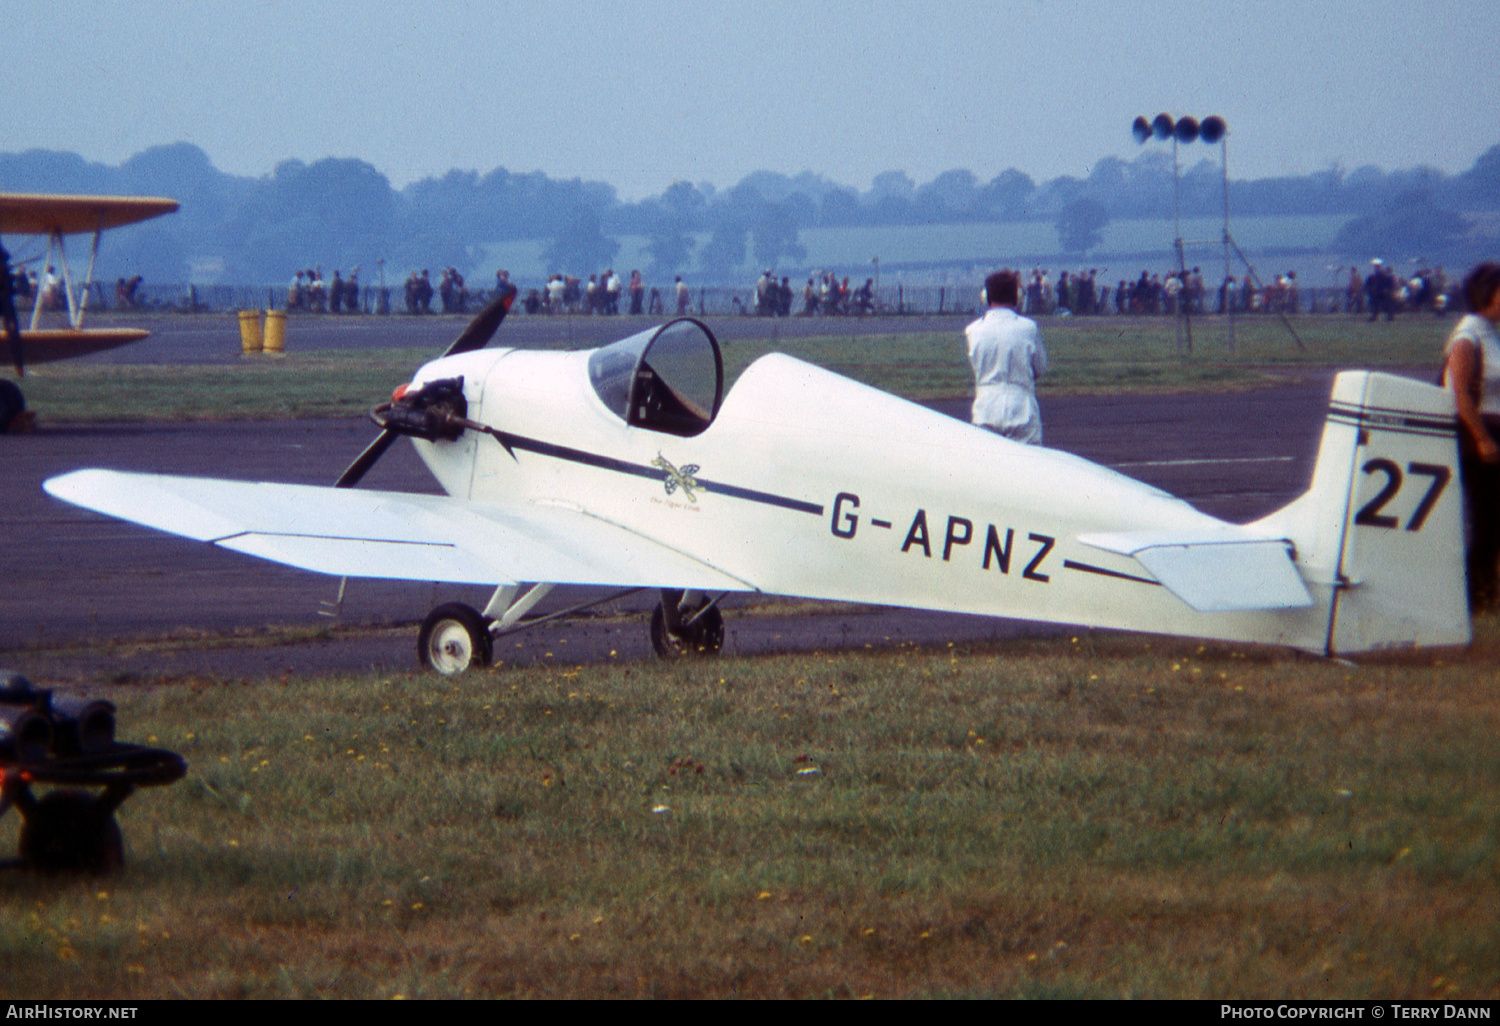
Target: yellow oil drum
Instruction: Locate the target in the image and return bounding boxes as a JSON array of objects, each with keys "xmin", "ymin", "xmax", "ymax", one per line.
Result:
[
  {"xmin": 237, "ymin": 310, "xmax": 263, "ymax": 354},
  {"xmin": 262, "ymin": 309, "xmax": 287, "ymax": 354}
]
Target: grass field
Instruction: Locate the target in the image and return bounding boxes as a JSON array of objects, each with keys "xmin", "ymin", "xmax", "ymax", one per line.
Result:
[
  {"xmin": 3, "ymin": 313, "xmax": 1492, "ymax": 999},
  {"xmin": 1, "ymin": 623, "xmax": 1496, "ymax": 999},
  {"xmin": 10, "ymin": 314, "xmax": 1451, "ymax": 424}
]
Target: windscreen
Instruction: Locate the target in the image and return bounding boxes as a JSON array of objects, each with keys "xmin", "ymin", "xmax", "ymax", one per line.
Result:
[
  {"xmin": 587, "ymin": 325, "xmax": 656, "ymax": 418},
  {"xmin": 587, "ymin": 319, "xmax": 722, "ymax": 436}
]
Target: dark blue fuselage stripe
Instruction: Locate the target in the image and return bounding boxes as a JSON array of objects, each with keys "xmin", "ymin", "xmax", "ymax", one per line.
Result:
[
  {"xmin": 1063, "ymin": 559, "xmax": 1160, "ymax": 586},
  {"xmin": 502, "ymin": 433, "xmax": 660, "ymax": 481},
  {"xmin": 1326, "ymin": 402, "xmax": 1457, "ymax": 438},
  {"xmin": 1325, "ymin": 413, "xmax": 1457, "ymax": 440},
  {"xmin": 698, "ymin": 479, "xmax": 823, "ymax": 514},
  {"xmin": 496, "ymin": 432, "xmax": 824, "ymax": 516}
]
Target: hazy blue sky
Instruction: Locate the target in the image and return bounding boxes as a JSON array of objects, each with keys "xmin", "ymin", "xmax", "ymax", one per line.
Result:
[{"xmin": 7, "ymin": 0, "xmax": 1495, "ymax": 200}]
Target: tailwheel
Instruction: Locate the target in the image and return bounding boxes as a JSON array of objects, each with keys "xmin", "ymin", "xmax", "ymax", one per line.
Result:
[
  {"xmin": 17, "ymin": 790, "xmax": 125, "ymax": 874},
  {"xmin": 650, "ymin": 598, "xmax": 725, "ymax": 659},
  {"xmin": 418, "ymin": 602, "xmax": 493, "ymax": 675}
]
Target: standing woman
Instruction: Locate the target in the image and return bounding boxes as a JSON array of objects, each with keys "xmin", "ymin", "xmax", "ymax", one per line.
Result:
[{"xmin": 1442, "ymin": 262, "xmax": 1500, "ymax": 611}]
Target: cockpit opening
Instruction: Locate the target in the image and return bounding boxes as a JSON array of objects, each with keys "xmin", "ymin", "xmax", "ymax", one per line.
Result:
[{"xmin": 587, "ymin": 318, "xmax": 723, "ymax": 437}]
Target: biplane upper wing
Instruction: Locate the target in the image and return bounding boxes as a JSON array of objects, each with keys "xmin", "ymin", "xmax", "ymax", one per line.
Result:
[
  {"xmin": 0, "ymin": 194, "xmax": 179, "ymax": 235},
  {"xmin": 44, "ymin": 469, "xmax": 755, "ymax": 592}
]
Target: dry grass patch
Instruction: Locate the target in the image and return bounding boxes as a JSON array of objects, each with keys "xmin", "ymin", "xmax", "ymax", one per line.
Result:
[{"xmin": 1, "ymin": 621, "xmax": 1497, "ymax": 998}]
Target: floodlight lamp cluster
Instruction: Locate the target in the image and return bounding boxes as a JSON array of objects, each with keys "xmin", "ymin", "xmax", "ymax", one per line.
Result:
[{"xmin": 1132, "ymin": 114, "xmax": 1226, "ymax": 145}]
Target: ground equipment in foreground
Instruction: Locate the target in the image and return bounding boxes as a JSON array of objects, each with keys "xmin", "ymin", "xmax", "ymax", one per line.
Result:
[{"xmin": 0, "ymin": 672, "xmax": 185, "ymax": 873}]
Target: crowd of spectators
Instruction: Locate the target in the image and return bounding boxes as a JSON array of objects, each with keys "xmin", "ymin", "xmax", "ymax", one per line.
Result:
[
  {"xmin": 1348, "ymin": 261, "xmax": 1454, "ymax": 319},
  {"xmin": 398, "ymin": 268, "xmax": 469, "ymax": 314},
  {"xmin": 282, "ymin": 265, "xmax": 483, "ymax": 315},
  {"xmin": 519, "ymin": 268, "xmax": 883, "ymax": 319},
  {"xmin": 518, "ymin": 269, "xmax": 674, "ymax": 317},
  {"xmin": 18, "ymin": 266, "xmax": 64, "ymax": 312},
  {"xmin": 276, "ymin": 260, "xmax": 1465, "ymax": 320},
  {"xmin": 289, "ymin": 267, "xmax": 362, "ymax": 313},
  {"xmin": 1011, "ymin": 263, "xmax": 1459, "ymax": 319},
  {"xmin": 1018, "ymin": 267, "xmax": 1218, "ymax": 316},
  {"xmin": 794, "ymin": 272, "xmax": 878, "ymax": 317},
  {"xmin": 6, "ymin": 265, "xmax": 152, "ymax": 312},
  {"xmin": 4, "ymin": 265, "xmax": 141, "ymax": 313},
  {"xmin": 717, "ymin": 271, "xmax": 881, "ymax": 317}
]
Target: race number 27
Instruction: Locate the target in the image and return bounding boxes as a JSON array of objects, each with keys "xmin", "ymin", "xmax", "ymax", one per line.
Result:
[{"xmin": 1354, "ymin": 458, "xmax": 1451, "ymax": 532}]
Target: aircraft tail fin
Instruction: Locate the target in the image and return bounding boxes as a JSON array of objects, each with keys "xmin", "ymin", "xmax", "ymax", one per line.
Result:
[{"xmin": 1253, "ymin": 370, "xmax": 1470, "ymax": 654}]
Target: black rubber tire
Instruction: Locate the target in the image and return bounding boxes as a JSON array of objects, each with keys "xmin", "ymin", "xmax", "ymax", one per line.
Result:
[
  {"xmin": 417, "ymin": 602, "xmax": 493, "ymax": 675},
  {"xmin": 650, "ymin": 602, "xmax": 725, "ymax": 658},
  {"xmin": 18, "ymin": 790, "xmax": 125, "ymax": 874}
]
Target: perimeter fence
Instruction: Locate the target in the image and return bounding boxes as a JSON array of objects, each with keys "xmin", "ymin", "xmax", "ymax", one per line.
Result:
[
  {"xmin": 73, "ymin": 280, "xmax": 1419, "ymax": 320},
  {"xmin": 86, "ymin": 281, "xmax": 984, "ymax": 318}
]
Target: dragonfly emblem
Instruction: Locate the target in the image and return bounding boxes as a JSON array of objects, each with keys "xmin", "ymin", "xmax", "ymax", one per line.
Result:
[{"xmin": 652, "ymin": 453, "xmax": 701, "ymax": 502}]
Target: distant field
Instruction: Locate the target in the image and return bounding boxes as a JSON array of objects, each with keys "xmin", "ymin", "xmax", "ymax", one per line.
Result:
[
  {"xmin": 1, "ymin": 622, "xmax": 1495, "ymax": 998},
  {"xmin": 478, "ymin": 214, "xmax": 1352, "ymax": 284},
  {"xmin": 12, "ymin": 315, "xmax": 1451, "ymax": 425}
]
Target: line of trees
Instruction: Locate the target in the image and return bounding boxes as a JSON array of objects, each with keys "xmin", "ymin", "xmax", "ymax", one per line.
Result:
[{"xmin": 2, "ymin": 141, "xmax": 1496, "ymax": 286}]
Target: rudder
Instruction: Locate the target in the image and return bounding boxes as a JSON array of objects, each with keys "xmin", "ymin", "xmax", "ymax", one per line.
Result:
[{"xmin": 1254, "ymin": 370, "xmax": 1470, "ymax": 654}]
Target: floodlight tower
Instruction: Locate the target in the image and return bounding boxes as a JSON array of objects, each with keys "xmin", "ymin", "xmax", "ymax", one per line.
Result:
[
  {"xmin": 1131, "ymin": 113, "xmax": 1228, "ymax": 353},
  {"xmin": 1198, "ymin": 116, "xmax": 1232, "ymax": 353},
  {"xmin": 1132, "ymin": 114, "xmax": 1304, "ymax": 356}
]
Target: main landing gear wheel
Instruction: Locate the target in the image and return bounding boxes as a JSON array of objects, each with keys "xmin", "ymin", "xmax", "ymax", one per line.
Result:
[
  {"xmin": 17, "ymin": 790, "xmax": 125, "ymax": 874},
  {"xmin": 0, "ymin": 380, "xmax": 24, "ymax": 434},
  {"xmin": 418, "ymin": 602, "xmax": 493, "ymax": 675},
  {"xmin": 650, "ymin": 601, "xmax": 725, "ymax": 659}
]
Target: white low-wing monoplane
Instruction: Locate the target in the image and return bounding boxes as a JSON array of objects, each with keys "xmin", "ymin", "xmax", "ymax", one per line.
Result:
[{"xmin": 45, "ymin": 288, "xmax": 1472, "ymax": 673}]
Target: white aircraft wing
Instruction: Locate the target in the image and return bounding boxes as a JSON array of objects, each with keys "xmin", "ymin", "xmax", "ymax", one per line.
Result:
[
  {"xmin": 1078, "ymin": 529, "xmax": 1312, "ymax": 612},
  {"xmin": 44, "ymin": 469, "xmax": 755, "ymax": 591}
]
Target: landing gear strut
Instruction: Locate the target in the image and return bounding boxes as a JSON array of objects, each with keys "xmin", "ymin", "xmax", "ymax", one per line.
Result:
[
  {"xmin": 651, "ymin": 589, "xmax": 725, "ymax": 658},
  {"xmin": 413, "ymin": 588, "xmax": 725, "ymax": 672}
]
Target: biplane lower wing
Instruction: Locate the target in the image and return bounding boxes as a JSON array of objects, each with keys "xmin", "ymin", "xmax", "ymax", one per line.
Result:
[
  {"xmin": 19, "ymin": 329, "xmax": 150, "ymax": 364},
  {"xmin": 43, "ymin": 469, "xmax": 754, "ymax": 592}
]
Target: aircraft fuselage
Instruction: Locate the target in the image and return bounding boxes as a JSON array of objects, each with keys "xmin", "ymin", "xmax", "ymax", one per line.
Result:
[{"xmin": 406, "ymin": 346, "xmax": 1335, "ymax": 651}]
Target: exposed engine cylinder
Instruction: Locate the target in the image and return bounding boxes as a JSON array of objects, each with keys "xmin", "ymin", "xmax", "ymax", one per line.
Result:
[{"xmin": 371, "ymin": 377, "xmax": 469, "ymax": 442}]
